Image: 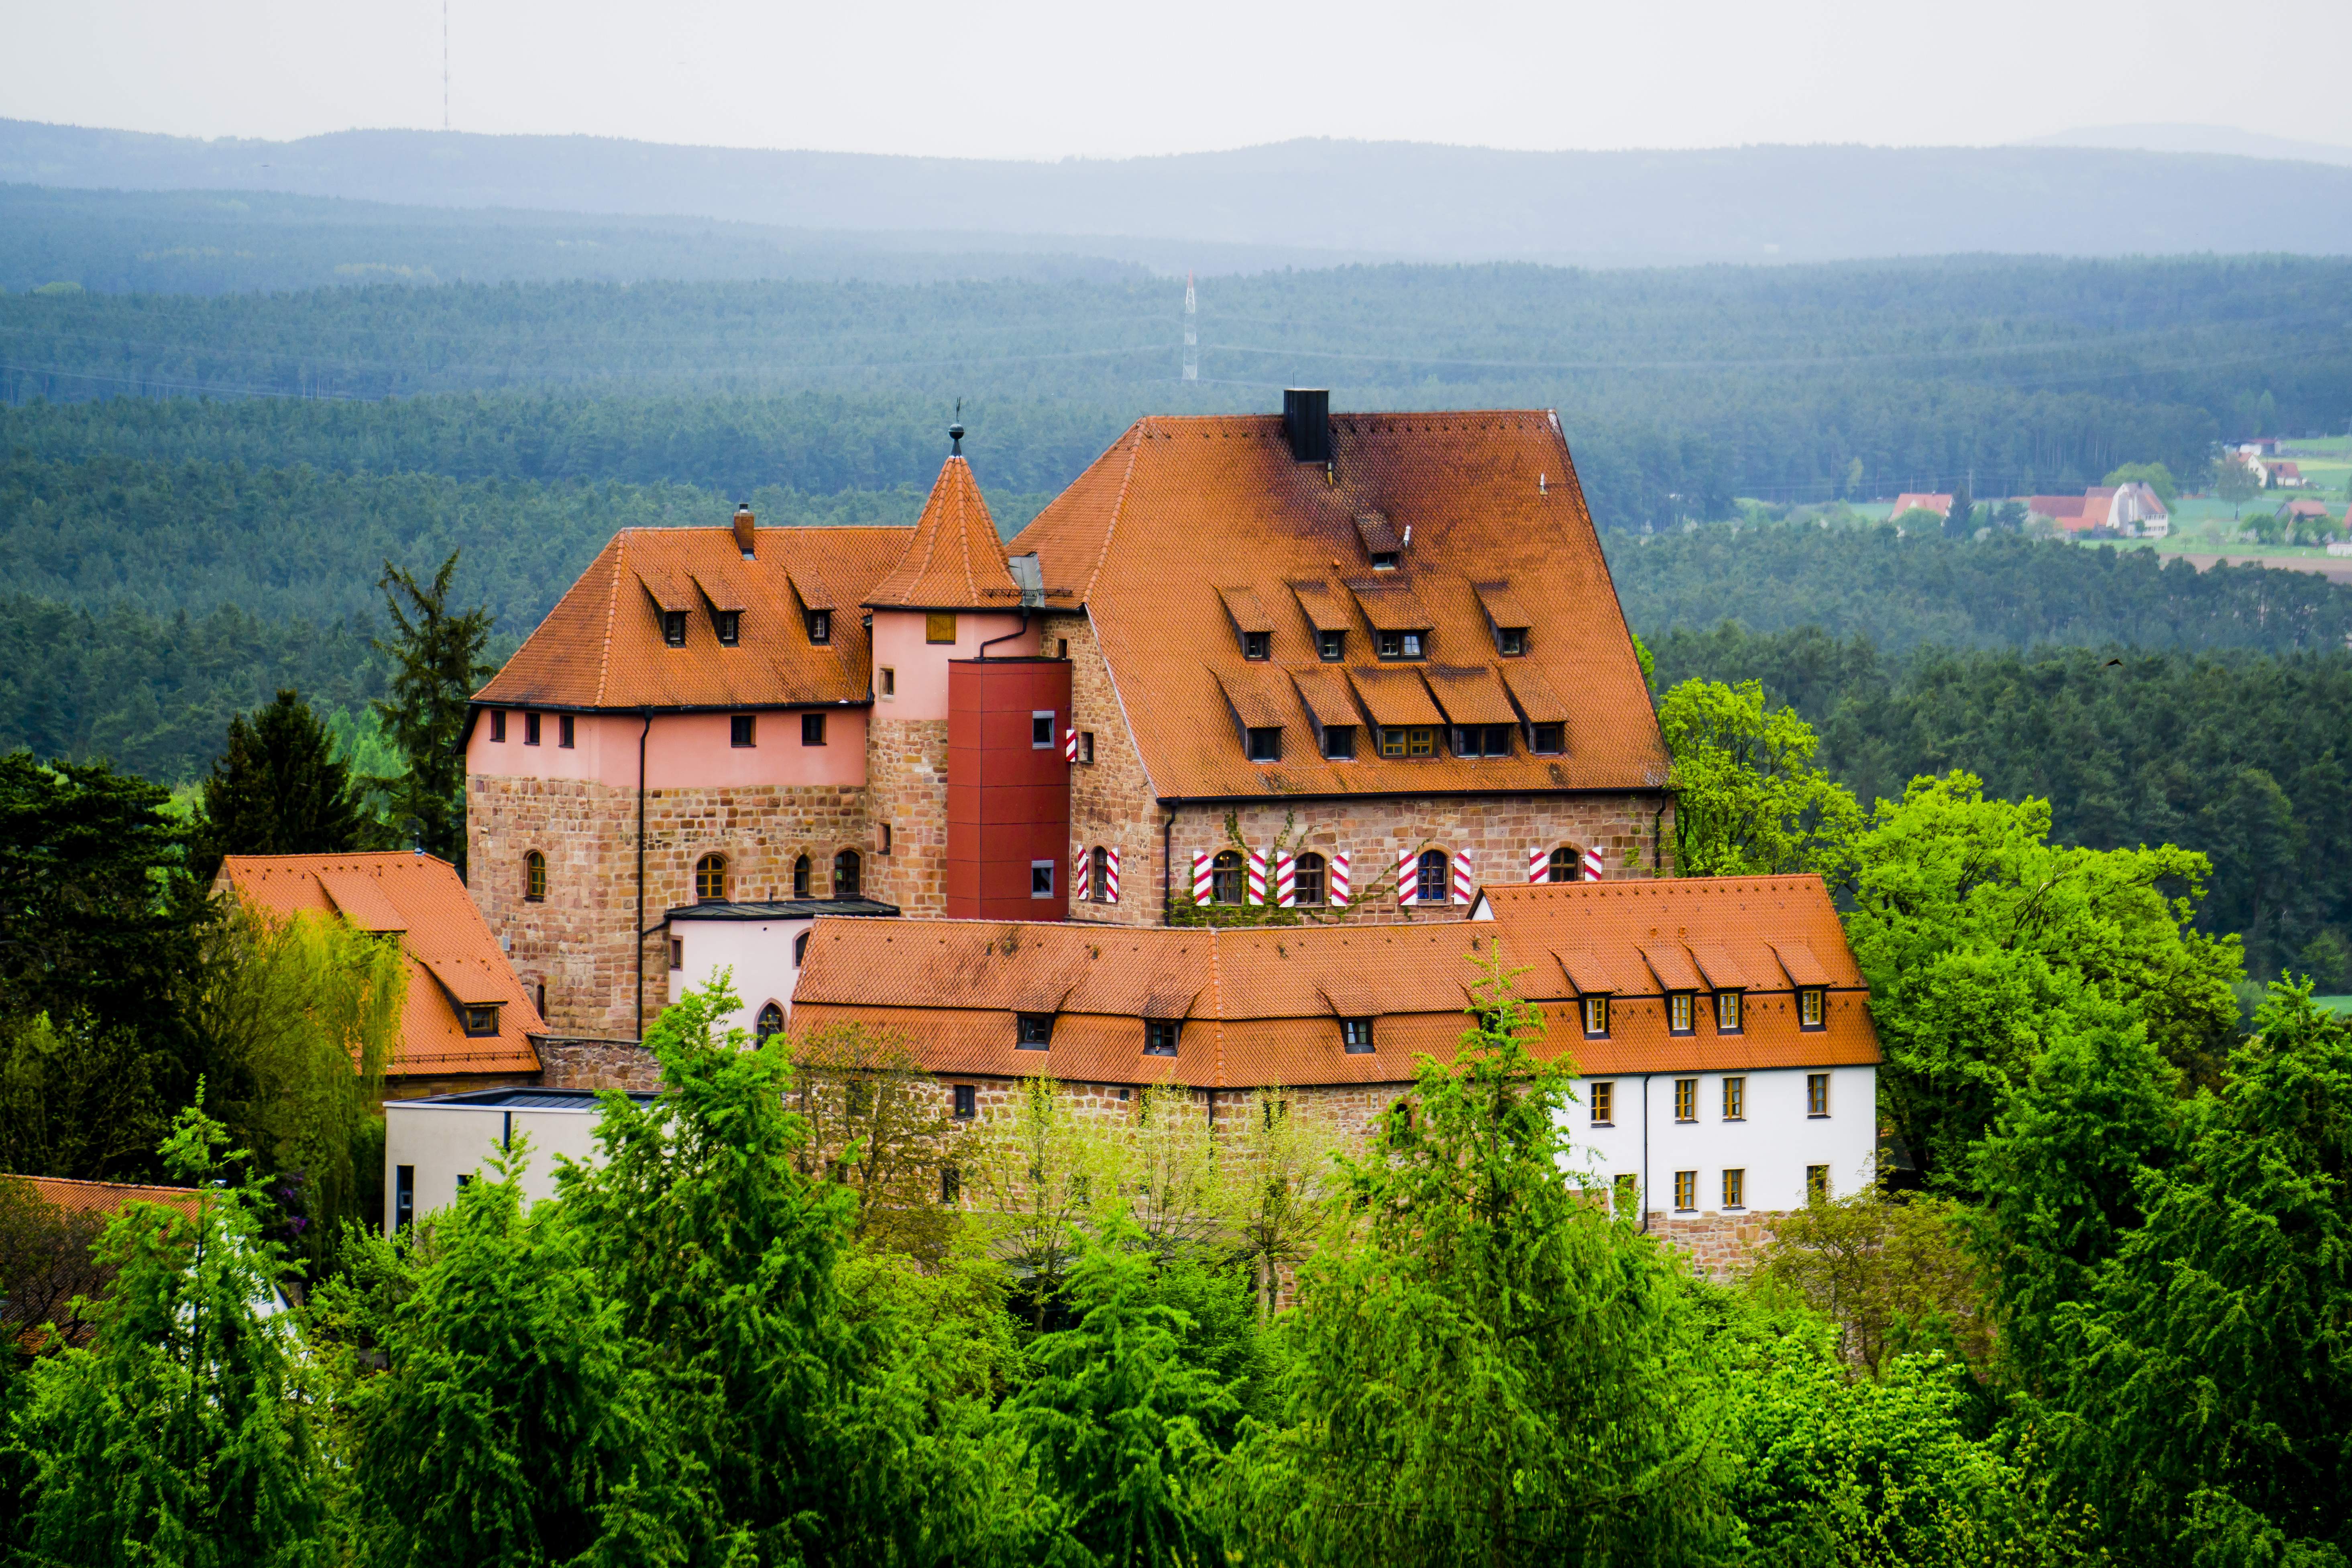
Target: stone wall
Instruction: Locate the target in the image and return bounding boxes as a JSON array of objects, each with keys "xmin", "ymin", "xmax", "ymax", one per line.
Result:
[
  {"xmin": 1048, "ymin": 612, "xmax": 1169, "ymax": 929},
  {"xmin": 470, "ymin": 772, "xmax": 872, "ymax": 1037},
  {"xmin": 536, "ymin": 1035, "xmax": 665, "ymax": 1093},
  {"xmin": 865, "ymin": 715, "xmax": 951, "ymax": 916}
]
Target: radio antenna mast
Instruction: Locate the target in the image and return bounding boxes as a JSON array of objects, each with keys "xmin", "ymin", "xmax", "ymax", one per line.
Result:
[{"xmin": 1182, "ymin": 271, "xmax": 1197, "ymax": 383}]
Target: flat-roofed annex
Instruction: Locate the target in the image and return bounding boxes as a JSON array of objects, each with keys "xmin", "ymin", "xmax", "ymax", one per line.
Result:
[{"xmin": 1007, "ymin": 411, "xmax": 1666, "ymax": 800}]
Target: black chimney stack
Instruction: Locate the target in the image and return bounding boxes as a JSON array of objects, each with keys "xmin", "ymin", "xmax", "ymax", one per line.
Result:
[{"xmin": 1283, "ymin": 388, "xmax": 1331, "ymax": 463}]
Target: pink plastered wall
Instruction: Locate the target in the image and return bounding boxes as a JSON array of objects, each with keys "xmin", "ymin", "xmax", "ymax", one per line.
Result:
[
  {"xmin": 470, "ymin": 709, "xmax": 869, "ymax": 790},
  {"xmin": 869, "ymin": 610, "xmax": 1037, "ymax": 721}
]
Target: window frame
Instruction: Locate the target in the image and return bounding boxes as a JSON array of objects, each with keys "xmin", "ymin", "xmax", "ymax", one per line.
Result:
[
  {"xmin": 1077, "ymin": 731, "xmax": 1095, "ymax": 764},
  {"xmin": 1415, "ymin": 849, "xmax": 1450, "ymax": 904},
  {"xmin": 1530, "ymin": 722, "xmax": 1565, "ymax": 755},
  {"xmin": 1452, "ymin": 724, "xmax": 1512, "ymax": 759},
  {"xmin": 1242, "ymin": 629, "xmax": 1271, "ymax": 661},
  {"xmin": 1668, "ymin": 992, "xmax": 1694, "ymax": 1034},
  {"xmin": 524, "ymin": 850, "xmax": 547, "ymax": 903},
  {"xmin": 1799, "ymin": 987, "xmax": 1826, "ymax": 1028},
  {"xmin": 1320, "ymin": 723, "xmax": 1355, "ymax": 761},
  {"xmin": 489, "ymin": 710, "xmax": 507, "ymax": 742},
  {"xmin": 1589, "ymin": 1079, "xmax": 1614, "ymax": 1125},
  {"xmin": 1293, "ymin": 852, "xmax": 1327, "ymax": 906},
  {"xmin": 1722, "ymin": 1168, "xmax": 1746, "ymax": 1210},
  {"xmin": 1807, "ymin": 1072, "xmax": 1831, "ymax": 1117},
  {"xmin": 1015, "ymin": 1012, "xmax": 1055, "ymax": 1049},
  {"xmin": 1245, "ymin": 726, "xmax": 1281, "ymax": 762},
  {"xmin": 952, "ymin": 1083, "xmax": 977, "ymax": 1120},
  {"xmin": 1317, "ymin": 628, "xmax": 1345, "ymax": 661},
  {"xmin": 1581, "ymin": 994, "xmax": 1610, "ymax": 1038},
  {"xmin": 1673, "ymin": 1077, "xmax": 1697, "ymax": 1122},
  {"xmin": 1673, "ymin": 1169, "xmax": 1697, "ymax": 1212},
  {"xmin": 715, "ymin": 609, "xmax": 742, "ymax": 646},
  {"xmin": 1546, "ymin": 846, "xmax": 1577, "ymax": 882},
  {"xmin": 1806, "ymin": 1164, "xmax": 1830, "ymax": 1201},
  {"xmin": 878, "ymin": 666, "xmax": 896, "ymax": 698},
  {"xmin": 662, "ymin": 610, "xmax": 688, "ymax": 648},
  {"xmin": 1031, "ymin": 711, "xmax": 1055, "ymax": 749},
  {"xmin": 755, "ymin": 1002, "xmax": 784, "ymax": 1041},
  {"xmin": 558, "ymin": 713, "xmax": 575, "ymax": 749},
  {"xmin": 694, "ymin": 853, "xmax": 726, "ymax": 903},
  {"xmin": 1029, "ymin": 860, "xmax": 1053, "ymax": 898},
  {"xmin": 730, "ymin": 713, "xmax": 757, "ymax": 748},
  {"xmin": 802, "ymin": 712, "xmax": 827, "ymax": 747},
  {"xmin": 1144, "ymin": 1018, "xmax": 1180, "ymax": 1057},
  {"xmin": 925, "ymin": 613, "xmax": 957, "ymax": 645},
  {"xmin": 463, "ymin": 1004, "xmax": 501, "ymax": 1038},
  {"xmin": 1496, "ymin": 625, "xmax": 1528, "ymax": 657},
  {"xmin": 669, "ymin": 937, "xmax": 683, "ymax": 970},
  {"xmin": 1340, "ymin": 1017, "xmax": 1376, "ymax": 1054},
  {"xmin": 805, "ymin": 609, "xmax": 829, "ymax": 646},
  {"xmin": 835, "ymin": 849, "xmax": 863, "ymax": 898},
  {"xmin": 1722, "ymin": 1075, "xmax": 1746, "ymax": 1120},
  {"xmin": 524, "ymin": 711, "xmax": 542, "ymax": 746},
  {"xmin": 792, "ymin": 855, "xmax": 811, "ymax": 898},
  {"xmin": 1715, "ymin": 990, "xmax": 1744, "ymax": 1033},
  {"xmin": 1375, "ymin": 629, "xmax": 1427, "ymax": 661},
  {"xmin": 1210, "ymin": 850, "xmax": 1244, "ymax": 906},
  {"xmin": 1089, "ymin": 845, "xmax": 1111, "ymax": 903}
]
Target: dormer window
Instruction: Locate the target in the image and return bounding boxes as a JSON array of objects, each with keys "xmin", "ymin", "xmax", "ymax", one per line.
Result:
[
  {"xmin": 1531, "ymin": 723, "xmax": 1565, "ymax": 755},
  {"xmin": 1379, "ymin": 727, "xmax": 1436, "ymax": 758},
  {"xmin": 1318, "ymin": 629, "xmax": 1345, "ymax": 661},
  {"xmin": 1243, "ymin": 630, "xmax": 1270, "ymax": 660},
  {"xmin": 1246, "ymin": 727, "xmax": 1281, "ymax": 763},
  {"xmin": 1715, "ymin": 990, "xmax": 1744, "ymax": 1033},
  {"xmin": 1497, "ymin": 627, "xmax": 1527, "ymax": 657},
  {"xmin": 1668, "ymin": 992, "xmax": 1694, "ymax": 1034},
  {"xmin": 463, "ymin": 1004, "xmax": 500, "ymax": 1037},
  {"xmin": 1800, "ymin": 988, "xmax": 1826, "ymax": 1028},
  {"xmin": 1144, "ymin": 1019, "xmax": 1180, "ymax": 1057},
  {"xmin": 806, "ymin": 609, "xmax": 830, "ymax": 646},
  {"xmin": 1376, "ymin": 630, "xmax": 1424, "ymax": 660},
  {"xmin": 1369, "ymin": 551, "xmax": 1399, "ymax": 571},
  {"xmin": 714, "ymin": 610, "xmax": 741, "ymax": 646},
  {"xmin": 1321, "ymin": 724, "xmax": 1356, "ymax": 760},
  {"xmin": 1016, "ymin": 1013, "xmax": 1054, "ymax": 1049},
  {"xmin": 662, "ymin": 610, "xmax": 687, "ymax": 647},
  {"xmin": 1452, "ymin": 725, "xmax": 1512, "ymax": 758},
  {"xmin": 1340, "ymin": 1018, "xmax": 1375, "ymax": 1053},
  {"xmin": 1581, "ymin": 996, "xmax": 1610, "ymax": 1038}
]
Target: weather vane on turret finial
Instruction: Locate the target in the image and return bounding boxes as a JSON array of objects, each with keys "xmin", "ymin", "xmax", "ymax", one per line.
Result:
[{"xmin": 949, "ymin": 398, "xmax": 964, "ymax": 457}]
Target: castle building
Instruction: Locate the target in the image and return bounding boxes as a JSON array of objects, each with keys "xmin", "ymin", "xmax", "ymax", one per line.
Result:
[{"xmin": 468, "ymin": 395, "xmax": 1674, "ymax": 1039}]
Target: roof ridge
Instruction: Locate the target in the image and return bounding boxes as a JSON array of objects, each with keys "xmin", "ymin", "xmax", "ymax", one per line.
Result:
[
  {"xmin": 596, "ymin": 532, "xmax": 621, "ymax": 708},
  {"xmin": 1081, "ymin": 421, "xmax": 1149, "ymax": 607}
]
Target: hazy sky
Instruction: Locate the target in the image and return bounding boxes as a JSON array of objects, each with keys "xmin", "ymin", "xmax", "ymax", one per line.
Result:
[{"xmin": 6, "ymin": 0, "xmax": 2349, "ymax": 160}]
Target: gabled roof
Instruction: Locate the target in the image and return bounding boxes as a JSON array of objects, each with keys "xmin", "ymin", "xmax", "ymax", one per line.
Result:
[
  {"xmin": 864, "ymin": 456, "xmax": 1022, "ymax": 611},
  {"xmin": 1889, "ymin": 493, "xmax": 1953, "ymax": 517},
  {"xmin": 791, "ymin": 875, "xmax": 1875, "ymax": 1089},
  {"xmin": 1006, "ymin": 412, "xmax": 1668, "ymax": 800},
  {"xmin": 215, "ymin": 853, "xmax": 544, "ymax": 1077},
  {"xmin": 474, "ymin": 523, "xmax": 907, "ymax": 713}
]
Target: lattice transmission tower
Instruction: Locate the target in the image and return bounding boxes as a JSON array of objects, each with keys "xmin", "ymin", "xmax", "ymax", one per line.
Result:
[{"xmin": 1182, "ymin": 271, "xmax": 1198, "ymax": 383}]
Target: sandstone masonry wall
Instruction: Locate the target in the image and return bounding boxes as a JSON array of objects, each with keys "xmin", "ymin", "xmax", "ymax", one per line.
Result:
[
  {"xmin": 866, "ymin": 716, "xmax": 951, "ymax": 916},
  {"xmin": 536, "ymin": 1035, "xmax": 666, "ymax": 1093},
  {"xmin": 1048, "ymin": 612, "xmax": 1169, "ymax": 930}
]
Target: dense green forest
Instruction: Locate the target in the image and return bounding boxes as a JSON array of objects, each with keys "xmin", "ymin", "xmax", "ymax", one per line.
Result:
[{"xmin": 1652, "ymin": 623, "xmax": 2352, "ymax": 982}]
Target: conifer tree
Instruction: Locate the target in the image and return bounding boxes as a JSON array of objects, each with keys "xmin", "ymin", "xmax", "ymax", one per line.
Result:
[
  {"xmin": 372, "ymin": 552, "xmax": 492, "ymax": 874},
  {"xmin": 193, "ymin": 688, "xmax": 375, "ymax": 882}
]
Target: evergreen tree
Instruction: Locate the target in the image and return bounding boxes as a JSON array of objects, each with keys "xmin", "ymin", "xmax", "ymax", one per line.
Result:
[
  {"xmin": 1943, "ymin": 475, "xmax": 1975, "ymax": 539},
  {"xmin": 192, "ymin": 688, "xmax": 375, "ymax": 881},
  {"xmin": 12, "ymin": 1098, "xmax": 330, "ymax": 1566},
  {"xmin": 372, "ymin": 552, "xmax": 492, "ymax": 874}
]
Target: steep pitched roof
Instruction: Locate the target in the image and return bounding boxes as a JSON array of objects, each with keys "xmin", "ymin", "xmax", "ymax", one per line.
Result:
[
  {"xmin": 1006, "ymin": 411, "xmax": 1667, "ymax": 800},
  {"xmin": 474, "ymin": 524, "xmax": 908, "ymax": 712},
  {"xmin": 791, "ymin": 875, "xmax": 1875, "ymax": 1089},
  {"xmin": 216, "ymin": 853, "xmax": 544, "ymax": 1077},
  {"xmin": 864, "ymin": 456, "xmax": 1022, "ymax": 611},
  {"xmin": 1889, "ymin": 493, "xmax": 1953, "ymax": 517}
]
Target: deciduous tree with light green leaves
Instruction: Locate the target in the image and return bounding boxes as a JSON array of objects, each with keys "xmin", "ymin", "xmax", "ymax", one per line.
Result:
[
  {"xmin": 1230, "ymin": 957, "xmax": 1735, "ymax": 1564},
  {"xmin": 1658, "ymin": 676, "xmax": 1864, "ymax": 881}
]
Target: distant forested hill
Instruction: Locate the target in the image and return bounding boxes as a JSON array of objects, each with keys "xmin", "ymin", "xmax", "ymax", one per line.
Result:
[{"xmin": 9, "ymin": 253, "xmax": 2346, "ymax": 523}]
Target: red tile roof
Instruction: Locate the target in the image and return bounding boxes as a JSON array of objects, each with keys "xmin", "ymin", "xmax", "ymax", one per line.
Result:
[
  {"xmin": 791, "ymin": 875, "xmax": 1875, "ymax": 1089},
  {"xmin": 474, "ymin": 521, "xmax": 908, "ymax": 712},
  {"xmin": 15, "ymin": 1175, "xmax": 200, "ymax": 1221},
  {"xmin": 216, "ymin": 853, "xmax": 543, "ymax": 1077},
  {"xmin": 864, "ymin": 457, "xmax": 1023, "ymax": 611},
  {"xmin": 1889, "ymin": 493, "xmax": 1952, "ymax": 517},
  {"xmin": 1005, "ymin": 412, "xmax": 1668, "ymax": 800}
]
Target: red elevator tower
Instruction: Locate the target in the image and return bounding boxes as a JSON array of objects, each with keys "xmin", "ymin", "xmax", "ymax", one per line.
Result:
[{"xmin": 946, "ymin": 657, "xmax": 1070, "ymax": 920}]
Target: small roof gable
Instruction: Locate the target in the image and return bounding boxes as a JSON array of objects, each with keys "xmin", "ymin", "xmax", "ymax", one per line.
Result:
[
  {"xmin": 215, "ymin": 853, "xmax": 543, "ymax": 1078},
  {"xmin": 864, "ymin": 456, "xmax": 1021, "ymax": 611}
]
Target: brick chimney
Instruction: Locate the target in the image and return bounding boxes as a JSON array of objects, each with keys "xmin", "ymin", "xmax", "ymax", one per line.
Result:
[{"xmin": 732, "ymin": 502, "xmax": 755, "ymax": 558}]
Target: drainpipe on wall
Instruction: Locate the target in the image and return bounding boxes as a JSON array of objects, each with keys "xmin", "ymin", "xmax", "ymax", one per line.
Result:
[
  {"xmin": 635, "ymin": 708, "xmax": 651, "ymax": 1041},
  {"xmin": 976, "ymin": 607, "xmax": 1030, "ymax": 659}
]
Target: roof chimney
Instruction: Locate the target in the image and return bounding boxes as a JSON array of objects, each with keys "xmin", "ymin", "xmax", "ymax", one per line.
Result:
[
  {"xmin": 1283, "ymin": 388, "xmax": 1331, "ymax": 464},
  {"xmin": 732, "ymin": 501, "xmax": 755, "ymax": 558}
]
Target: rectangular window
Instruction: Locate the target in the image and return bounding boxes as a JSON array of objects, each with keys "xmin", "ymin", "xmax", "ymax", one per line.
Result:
[
  {"xmin": 1808, "ymin": 1073, "xmax": 1830, "ymax": 1117},
  {"xmin": 1531, "ymin": 723, "xmax": 1564, "ymax": 755},
  {"xmin": 941, "ymin": 1164, "xmax": 960, "ymax": 1203},
  {"xmin": 1377, "ymin": 629, "xmax": 1426, "ymax": 660},
  {"xmin": 802, "ymin": 712, "xmax": 826, "ymax": 746},
  {"xmin": 1668, "ymin": 992, "xmax": 1693, "ymax": 1033},
  {"xmin": 879, "ymin": 666, "xmax": 896, "ymax": 698},
  {"xmin": 1340, "ymin": 1017, "xmax": 1375, "ymax": 1053},
  {"xmin": 558, "ymin": 713, "xmax": 575, "ymax": 749},
  {"xmin": 1800, "ymin": 988, "xmax": 1825, "ymax": 1027},
  {"xmin": 715, "ymin": 610, "xmax": 741, "ymax": 646},
  {"xmin": 1322, "ymin": 724, "xmax": 1356, "ymax": 760},
  {"xmin": 1379, "ymin": 727, "xmax": 1407, "ymax": 758},
  {"xmin": 1016, "ymin": 1013, "xmax": 1054, "ymax": 1049},
  {"xmin": 393, "ymin": 1164, "xmax": 414, "ymax": 1232},
  {"xmin": 1077, "ymin": 731, "xmax": 1095, "ymax": 764},
  {"xmin": 1723, "ymin": 1168, "xmax": 1746, "ymax": 1210},
  {"xmin": 1497, "ymin": 626, "xmax": 1527, "ymax": 656},
  {"xmin": 1453, "ymin": 725, "xmax": 1512, "ymax": 758},
  {"xmin": 1716, "ymin": 991, "xmax": 1743, "ymax": 1032},
  {"xmin": 1246, "ymin": 727, "xmax": 1281, "ymax": 762},
  {"xmin": 925, "ymin": 613, "xmax": 957, "ymax": 644},
  {"xmin": 1032, "ymin": 712, "xmax": 1055, "ymax": 748},
  {"xmin": 1613, "ymin": 1172, "xmax": 1638, "ymax": 1217},
  {"xmin": 805, "ymin": 609, "xmax": 829, "ymax": 645},
  {"xmin": 524, "ymin": 711, "xmax": 542, "ymax": 746},
  {"xmin": 1243, "ymin": 630, "xmax": 1270, "ymax": 660},
  {"xmin": 1058, "ymin": 639, "xmax": 1069, "ymax": 659},
  {"xmin": 1807, "ymin": 1164, "xmax": 1830, "ymax": 1201},
  {"xmin": 1407, "ymin": 727, "xmax": 1435, "ymax": 758},
  {"xmin": 878, "ymin": 822, "xmax": 892, "ymax": 855},
  {"xmin": 661, "ymin": 610, "xmax": 687, "ymax": 647},
  {"xmin": 1673, "ymin": 1170, "xmax": 1697, "ymax": 1211},
  {"xmin": 1318, "ymin": 629, "xmax": 1345, "ymax": 661},
  {"xmin": 669, "ymin": 937, "xmax": 683, "ymax": 970},
  {"xmin": 489, "ymin": 710, "xmax": 507, "ymax": 742},
  {"xmin": 953, "ymin": 1084, "xmax": 976, "ymax": 1120},
  {"xmin": 1144, "ymin": 1019, "xmax": 1180, "ymax": 1056},
  {"xmin": 1723, "ymin": 1076, "xmax": 1745, "ymax": 1120},
  {"xmin": 1030, "ymin": 861, "xmax": 1055, "ymax": 898},
  {"xmin": 730, "ymin": 714, "xmax": 756, "ymax": 748},
  {"xmin": 464, "ymin": 1004, "xmax": 500, "ymax": 1037},
  {"xmin": 1674, "ymin": 1077, "xmax": 1697, "ymax": 1122},
  {"xmin": 1590, "ymin": 1079, "xmax": 1614, "ymax": 1124},
  {"xmin": 1582, "ymin": 995, "xmax": 1609, "ymax": 1037}
]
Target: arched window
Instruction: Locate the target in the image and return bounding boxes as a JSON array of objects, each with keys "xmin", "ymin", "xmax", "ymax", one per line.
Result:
[
  {"xmin": 1090, "ymin": 845, "xmax": 1111, "ymax": 902},
  {"xmin": 793, "ymin": 931, "xmax": 811, "ymax": 965},
  {"xmin": 756, "ymin": 1002, "xmax": 784, "ymax": 1041},
  {"xmin": 1547, "ymin": 846, "xmax": 1580, "ymax": 883},
  {"xmin": 1210, "ymin": 849, "xmax": 1244, "ymax": 905},
  {"xmin": 1415, "ymin": 849, "xmax": 1450, "ymax": 904},
  {"xmin": 833, "ymin": 849, "xmax": 861, "ymax": 898},
  {"xmin": 524, "ymin": 850, "xmax": 547, "ymax": 902},
  {"xmin": 1293, "ymin": 852, "xmax": 1327, "ymax": 906},
  {"xmin": 792, "ymin": 854, "xmax": 811, "ymax": 898},
  {"xmin": 695, "ymin": 853, "xmax": 726, "ymax": 902}
]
